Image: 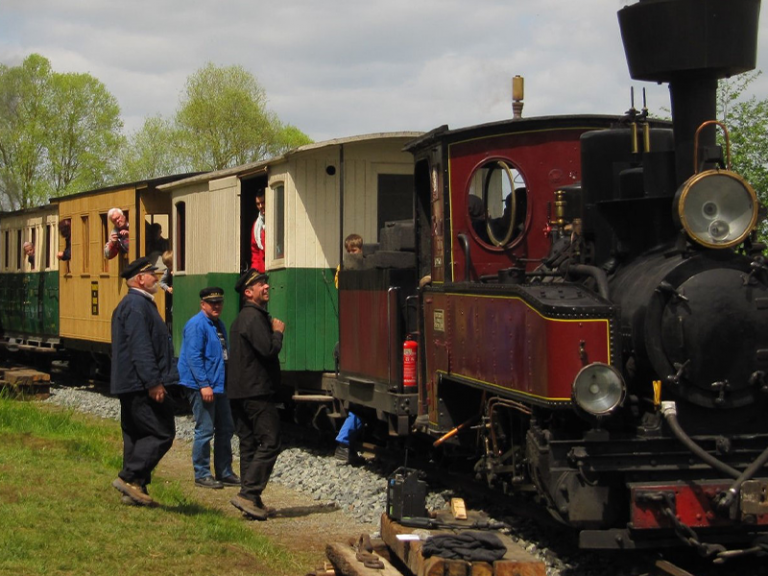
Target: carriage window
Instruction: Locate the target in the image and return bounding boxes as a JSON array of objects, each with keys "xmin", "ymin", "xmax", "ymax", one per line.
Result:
[
  {"xmin": 144, "ymin": 213, "xmax": 169, "ymax": 267},
  {"xmin": 176, "ymin": 201, "xmax": 186, "ymax": 272},
  {"xmin": 377, "ymin": 174, "xmax": 415, "ymax": 239},
  {"xmin": 81, "ymin": 216, "xmax": 90, "ymax": 272},
  {"xmin": 16, "ymin": 230, "xmax": 22, "ymax": 270},
  {"xmin": 273, "ymin": 184, "xmax": 284, "ymax": 260},
  {"xmin": 45, "ymin": 224, "xmax": 52, "ymax": 269},
  {"xmin": 29, "ymin": 228, "xmax": 37, "ymax": 270},
  {"xmin": 100, "ymin": 214, "xmax": 110, "ymax": 272},
  {"xmin": 467, "ymin": 160, "xmax": 528, "ymax": 247}
]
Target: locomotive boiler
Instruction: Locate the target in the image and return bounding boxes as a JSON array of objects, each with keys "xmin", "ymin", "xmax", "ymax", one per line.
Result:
[{"xmin": 332, "ymin": 0, "xmax": 768, "ymax": 559}]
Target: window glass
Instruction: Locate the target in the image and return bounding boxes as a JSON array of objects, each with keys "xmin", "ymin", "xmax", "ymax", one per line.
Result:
[
  {"xmin": 100, "ymin": 214, "xmax": 110, "ymax": 272},
  {"xmin": 16, "ymin": 230, "xmax": 22, "ymax": 270},
  {"xmin": 377, "ymin": 174, "xmax": 414, "ymax": 240},
  {"xmin": 175, "ymin": 202, "xmax": 186, "ymax": 272},
  {"xmin": 273, "ymin": 184, "xmax": 284, "ymax": 260},
  {"xmin": 81, "ymin": 216, "xmax": 90, "ymax": 272},
  {"xmin": 29, "ymin": 228, "xmax": 37, "ymax": 270},
  {"xmin": 45, "ymin": 224, "xmax": 52, "ymax": 269},
  {"xmin": 122, "ymin": 211, "xmax": 130, "ymax": 262},
  {"xmin": 467, "ymin": 160, "xmax": 528, "ymax": 247},
  {"xmin": 144, "ymin": 213, "xmax": 170, "ymax": 268}
]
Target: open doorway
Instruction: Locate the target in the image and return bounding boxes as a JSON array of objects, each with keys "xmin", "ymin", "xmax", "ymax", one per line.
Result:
[{"xmin": 240, "ymin": 173, "xmax": 269, "ymax": 273}]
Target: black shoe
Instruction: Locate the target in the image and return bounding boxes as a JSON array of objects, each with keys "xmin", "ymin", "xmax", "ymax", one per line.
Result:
[
  {"xmin": 217, "ymin": 474, "xmax": 241, "ymax": 487},
  {"xmin": 113, "ymin": 478, "xmax": 156, "ymax": 506},
  {"xmin": 335, "ymin": 444, "xmax": 363, "ymax": 465},
  {"xmin": 334, "ymin": 445, "xmax": 350, "ymax": 462},
  {"xmin": 121, "ymin": 495, "xmax": 138, "ymax": 506},
  {"xmin": 195, "ymin": 476, "xmax": 224, "ymax": 489},
  {"xmin": 231, "ymin": 495, "xmax": 268, "ymax": 520},
  {"xmin": 254, "ymin": 495, "xmax": 275, "ymax": 515}
]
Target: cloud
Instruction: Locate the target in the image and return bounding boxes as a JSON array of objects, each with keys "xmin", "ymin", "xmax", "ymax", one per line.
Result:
[{"xmin": 0, "ymin": 0, "xmax": 764, "ymax": 143}]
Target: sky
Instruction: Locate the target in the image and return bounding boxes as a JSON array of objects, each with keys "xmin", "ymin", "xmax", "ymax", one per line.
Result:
[{"xmin": 2, "ymin": 0, "xmax": 768, "ymax": 143}]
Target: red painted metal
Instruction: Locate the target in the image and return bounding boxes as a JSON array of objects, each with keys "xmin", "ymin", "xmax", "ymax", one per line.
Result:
[
  {"xmin": 422, "ymin": 291, "xmax": 610, "ymax": 405},
  {"xmin": 338, "ymin": 289, "xmax": 391, "ymax": 382},
  {"xmin": 630, "ymin": 481, "xmax": 768, "ymax": 529},
  {"xmin": 447, "ymin": 128, "xmax": 589, "ymax": 281}
]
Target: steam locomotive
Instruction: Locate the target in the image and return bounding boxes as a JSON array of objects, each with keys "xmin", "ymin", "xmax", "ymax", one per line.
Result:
[
  {"xmin": 330, "ymin": 0, "xmax": 768, "ymax": 559},
  {"xmin": 2, "ymin": 0, "xmax": 766, "ymax": 560}
]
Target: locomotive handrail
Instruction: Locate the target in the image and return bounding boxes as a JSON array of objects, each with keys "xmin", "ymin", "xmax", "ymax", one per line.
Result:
[
  {"xmin": 387, "ymin": 286, "xmax": 399, "ymax": 387},
  {"xmin": 457, "ymin": 233, "xmax": 472, "ymax": 281},
  {"xmin": 693, "ymin": 120, "xmax": 731, "ymax": 174}
]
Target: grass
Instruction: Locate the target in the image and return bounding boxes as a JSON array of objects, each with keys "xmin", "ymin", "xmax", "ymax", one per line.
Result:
[{"xmin": 0, "ymin": 394, "xmax": 301, "ymax": 576}]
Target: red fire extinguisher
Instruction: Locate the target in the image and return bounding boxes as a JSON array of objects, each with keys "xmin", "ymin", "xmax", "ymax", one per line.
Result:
[{"xmin": 403, "ymin": 336, "xmax": 418, "ymax": 390}]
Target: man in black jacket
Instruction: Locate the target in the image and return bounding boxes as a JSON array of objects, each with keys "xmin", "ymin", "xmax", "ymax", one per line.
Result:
[
  {"xmin": 110, "ymin": 256, "xmax": 178, "ymax": 506},
  {"xmin": 228, "ymin": 269, "xmax": 285, "ymax": 520}
]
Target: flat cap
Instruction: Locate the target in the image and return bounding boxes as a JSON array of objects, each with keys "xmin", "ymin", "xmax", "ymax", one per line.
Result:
[
  {"xmin": 235, "ymin": 269, "xmax": 268, "ymax": 293},
  {"xmin": 121, "ymin": 256, "xmax": 158, "ymax": 279},
  {"xmin": 200, "ymin": 286, "xmax": 224, "ymax": 303}
]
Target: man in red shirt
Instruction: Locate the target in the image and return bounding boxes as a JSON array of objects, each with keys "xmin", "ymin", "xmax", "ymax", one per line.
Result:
[{"xmin": 250, "ymin": 193, "xmax": 266, "ymax": 272}]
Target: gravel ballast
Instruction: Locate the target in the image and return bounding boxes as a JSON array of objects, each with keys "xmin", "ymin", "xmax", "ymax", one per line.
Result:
[{"xmin": 43, "ymin": 384, "xmax": 649, "ymax": 576}]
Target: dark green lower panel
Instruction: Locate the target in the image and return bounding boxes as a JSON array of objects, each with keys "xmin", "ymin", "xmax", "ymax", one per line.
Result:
[
  {"xmin": 173, "ymin": 268, "xmax": 338, "ymax": 372},
  {"xmin": 0, "ymin": 271, "xmax": 59, "ymax": 339}
]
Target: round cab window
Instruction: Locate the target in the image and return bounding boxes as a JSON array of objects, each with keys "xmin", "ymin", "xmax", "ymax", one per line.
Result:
[{"xmin": 467, "ymin": 160, "xmax": 527, "ymax": 247}]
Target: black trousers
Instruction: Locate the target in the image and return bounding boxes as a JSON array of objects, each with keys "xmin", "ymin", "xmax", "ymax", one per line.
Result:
[
  {"xmin": 230, "ymin": 397, "xmax": 281, "ymax": 501},
  {"xmin": 118, "ymin": 391, "xmax": 176, "ymax": 487}
]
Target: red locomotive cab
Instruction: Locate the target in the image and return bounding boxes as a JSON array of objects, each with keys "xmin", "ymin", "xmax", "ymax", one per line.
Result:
[{"xmin": 403, "ymin": 337, "xmax": 418, "ymax": 390}]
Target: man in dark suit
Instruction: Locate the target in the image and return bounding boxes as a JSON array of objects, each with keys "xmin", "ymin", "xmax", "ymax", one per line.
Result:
[
  {"xmin": 110, "ymin": 256, "xmax": 178, "ymax": 506},
  {"xmin": 228, "ymin": 269, "xmax": 285, "ymax": 520}
]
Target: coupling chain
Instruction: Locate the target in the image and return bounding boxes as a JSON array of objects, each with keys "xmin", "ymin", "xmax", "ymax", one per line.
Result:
[{"xmin": 658, "ymin": 493, "xmax": 726, "ymax": 558}]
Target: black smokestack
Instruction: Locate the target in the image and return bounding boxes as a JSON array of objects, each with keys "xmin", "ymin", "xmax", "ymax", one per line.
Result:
[{"xmin": 618, "ymin": 0, "xmax": 760, "ymax": 185}]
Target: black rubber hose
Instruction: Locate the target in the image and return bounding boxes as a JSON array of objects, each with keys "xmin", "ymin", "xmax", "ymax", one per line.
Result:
[
  {"xmin": 718, "ymin": 443, "xmax": 768, "ymax": 509},
  {"xmin": 661, "ymin": 402, "xmax": 741, "ymax": 479}
]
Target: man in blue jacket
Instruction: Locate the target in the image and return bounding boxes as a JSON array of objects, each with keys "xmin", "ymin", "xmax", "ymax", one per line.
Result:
[
  {"xmin": 178, "ymin": 287, "xmax": 239, "ymax": 489},
  {"xmin": 110, "ymin": 256, "xmax": 178, "ymax": 507}
]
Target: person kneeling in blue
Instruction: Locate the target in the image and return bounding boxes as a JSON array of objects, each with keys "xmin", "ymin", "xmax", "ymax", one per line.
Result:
[
  {"xmin": 335, "ymin": 411, "xmax": 363, "ymax": 464},
  {"xmin": 178, "ymin": 287, "xmax": 240, "ymax": 489}
]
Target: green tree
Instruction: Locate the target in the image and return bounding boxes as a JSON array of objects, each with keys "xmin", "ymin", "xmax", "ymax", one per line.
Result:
[
  {"xmin": 46, "ymin": 72, "xmax": 124, "ymax": 194},
  {"xmin": 116, "ymin": 63, "xmax": 312, "ymax": 180},
  {"xmin": 0, "ymin": 54, "xmax": 123, "ymax": 209},
  {"xmin": 0, "ymin": 54, "xmax": 50, "ymax": 210},
  {"xmin": 118, "ymin": 116, "xmax": 186, "ymax": 181},
  {"xmin": 272, "ymin": 123, "xmax": 313, "ymax": 155},
  {"xmin": 175, "ymin": 63, "xmax": 311, "ymax": 171},
  {"xmin": 717, "ymin": 71, "xmax": 768, "ymax": 238}
]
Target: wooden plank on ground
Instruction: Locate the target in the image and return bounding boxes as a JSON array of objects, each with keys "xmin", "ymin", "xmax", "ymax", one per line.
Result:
[
  {"xmin": 493, "ymin": 534, "xmax": 545, "ymax": 576},
  {"xmin": 326, "ymin": 542, "xmax": 402, "ymax": 576},
  {"xmin": 380, "ymin": 513, "xmax": 545, "ymax": 576},
  {"xmin": 5, "ymin": 369, "xmax": 51, "ymax": 385},
  {"xmin": 0, "ymin": 368, "xmax": 51, "ymax": 399},
  {"xmin": 380, "ymin": 513, "xmax": 429, "ymax": 575},
  {"xmin": 470, "ymin": 562, "xmax": 493, "ymax": 576},
  {"xmin": 446, "ymin": 558, "xmax": 471, "ymax": 575},
  {"xmin": 0, "ymin": 384, "xmax": 51, "ymax": 399}
]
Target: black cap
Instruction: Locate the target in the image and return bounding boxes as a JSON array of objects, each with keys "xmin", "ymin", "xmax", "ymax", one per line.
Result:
[
  {"xmin": 121, "ymin": 256, "xmax": 158, "ymax": 279},
  {"xmin": 235, "ymin": 269, "xmax": 268, "ymax": 293},
  {"xmin": 200, "ymin": 287, "xmax": 224, "ymax": 303}
]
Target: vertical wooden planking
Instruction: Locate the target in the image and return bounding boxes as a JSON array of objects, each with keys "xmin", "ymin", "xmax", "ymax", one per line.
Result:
[{"xmin": 58, "ymin": 187, "xmax": 134, "ymax": 343}]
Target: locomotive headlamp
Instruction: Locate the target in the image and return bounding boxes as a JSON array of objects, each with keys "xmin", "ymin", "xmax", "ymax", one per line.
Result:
[
  {"xmin": 572, "ymin": 363, "xmax": 626, "ymax": 416},
  {"xmin": 674, "ymin": 169, "xmax": 758, "ymax": 249}
]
